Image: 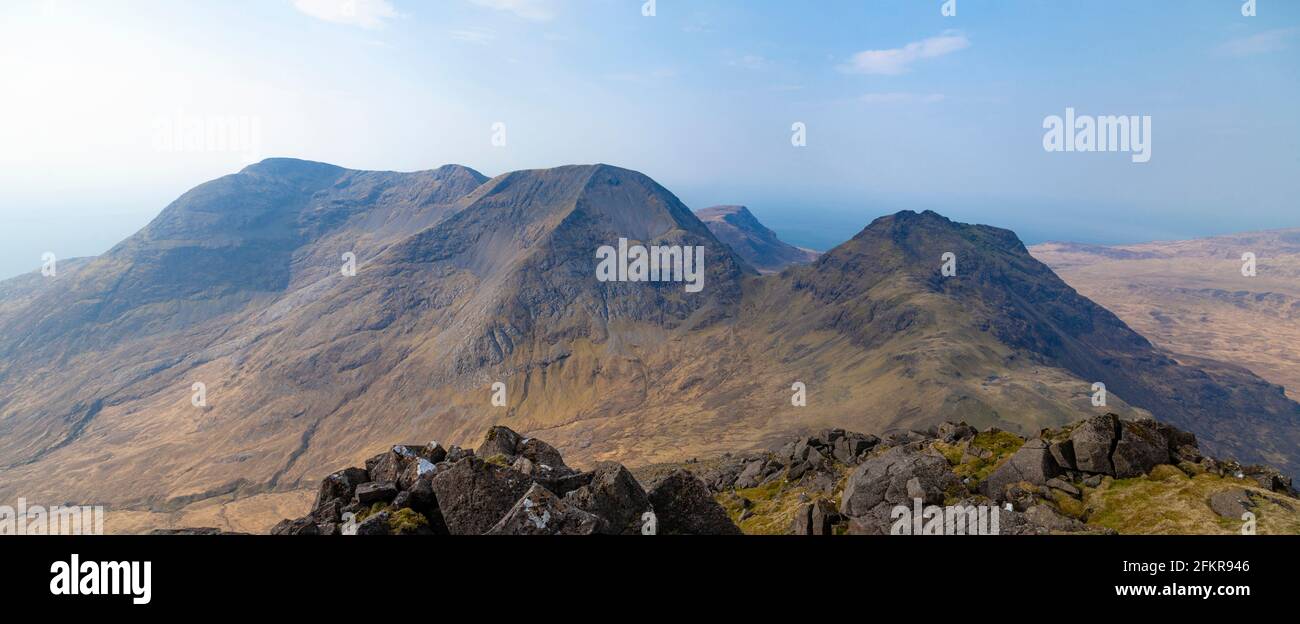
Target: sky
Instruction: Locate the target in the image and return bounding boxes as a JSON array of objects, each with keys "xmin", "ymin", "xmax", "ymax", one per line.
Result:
[{"xmin": 1, "ymin": 0, "xmax": 1297, "ymax": 279}]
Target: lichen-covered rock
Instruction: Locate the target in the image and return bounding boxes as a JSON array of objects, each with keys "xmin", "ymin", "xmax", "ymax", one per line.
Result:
[
  {"xmin": 313, "ymin": 466, "xmax": 370, "ymax": 513},
  {"xmin": 354, "ymin": 481, "xmax": 398, "ymax": 505},
  {"xmin": 791, "ymin": 500, "xmax": 839, "ymax": 535},
  {"xmin": 1070, "ymin": 413, "xmax": 1120, "ymax": 474},
  {"xmin": 565, "ymin": 462, "xmax": 650, "ymax": 535},
  {"xmin": 1049, "ymin": 440, "xmax": 1076, "ymax": 471},
  {"xmin": 476, "ymin": 425, "xmax": 524, "ymax": 461},
  {"xmin": 516, "ymin": 436, "xmax": 569, "ymax": 472},
  {"xmin": 428, "ymin": 456, "xmax": 534, "ymax": 535},
  {"xmin": 983, "ymin": 439, "xmax": 1059, "ymax": 501},
  {"xmin": 1208, "ymin": 488, "xmax": 1254, "ymax": 519},
  {"xmin": 355, "ymin": 511, "xmax": 391, "ymax": 536},
  {"xmin": 365, "ymin": 448, "xmax": 410, "ymax": 485},
  {"xmin": 840, "ymin": 445, "xmax": 961, "ymax": 518},
  {"xmin": 1112, "ymin": 419, "xmax": 1172, "ymax": 478},
  {"xmin": 646, "ymin": 469, "xmax": 742, "ymax": 535},
  {"xmin": 486, "ymin": 484, "xmax": 602, "ymax": 535}
]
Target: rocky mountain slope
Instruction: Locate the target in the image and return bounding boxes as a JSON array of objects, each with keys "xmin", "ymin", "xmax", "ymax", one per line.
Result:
[
  {"xmin": 2, "ymin": 159, "xmax": 1298, "ymax": 533},
  {"xmin": 1031, "ymin": 231, "xmax": 1300, "ymax": 402},
  {"xmin": 258, "ymin": 417, "xmax": 1298, "ymax": 535},
  {"xmin": 694, "ymin": 205, "xmax": 820, "ymax": 273}
]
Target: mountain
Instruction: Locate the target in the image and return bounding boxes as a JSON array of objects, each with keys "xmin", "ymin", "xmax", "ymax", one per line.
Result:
[
  {"xmin": 695, "ymin": 205, "xmax": 819, "ymax": 273},
  {"xmin": 2, "ymin": 160, "xmax": 1298, "ymax": 533},
  {"xmin": 1031, "ymin": 231, "xmax": 1300, "ymax": 403}
]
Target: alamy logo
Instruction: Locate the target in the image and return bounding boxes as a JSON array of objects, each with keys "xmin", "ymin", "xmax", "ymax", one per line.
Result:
[
  {"xmin": 1043, "ymin": 107, "xmax": 1151, "ymax": 163},
  {"xmin": 50, "ymin": 554, "xmax": 151, "ymax": 605},
  {"xmin": 0, "ymin": 499, "xmax": 104, "ymax": 535},
  {"xmin": 595, "ymin": 238, "xmax": 705, "ymax": 293},
  {"xmin": 890, "ymin": 498, "xmax": 1000, "ymax": 535}
]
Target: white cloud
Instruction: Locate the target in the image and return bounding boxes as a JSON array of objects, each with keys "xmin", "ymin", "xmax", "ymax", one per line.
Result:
[
  {"xmin": 1216, "ymin": 28, "xmax": 1298, "ymax": 57},
  {"xmin": 467, "ymin": 0, "xmax": 554, "ymax": 21},
  {"xmin": 449, "ymin": 28, "xmax": 497, "ymax": 45},
  {"xmin": 841, "ymin": 32, "xmax": 970, "ymax": 75},
  {"xmin": 860, "ymin": 92, "xmax": 946, "ymax": 104},
  {"xmin": 293, "ymin": 0, "xmax": 399, "ymax": 29}
]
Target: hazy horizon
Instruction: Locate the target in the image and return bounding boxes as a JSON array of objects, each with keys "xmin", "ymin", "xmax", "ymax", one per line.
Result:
[{"xmin": 2, "ymin": 0, "xmax": 1298, "ymax": 278}]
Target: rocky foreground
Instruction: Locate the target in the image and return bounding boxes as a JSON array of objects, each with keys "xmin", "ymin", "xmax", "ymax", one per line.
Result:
[{"xmin": 264, "ymin": 414, "xmax": 1299, "ymax": 536}]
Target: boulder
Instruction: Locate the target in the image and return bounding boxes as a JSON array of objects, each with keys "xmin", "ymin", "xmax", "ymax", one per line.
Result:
[
  {"xmin": 1023, "ymin": 504, "xmax": 1086, "ymax": 532},
  {"xmin": 476, "ymin": 425, "xmax": 524, "ymax": 461},
  {"xmin": 354, "ymin": 481, "xmax": 398, "ymax": 506},
  {"xmin": 1242, "ymin": 466, "xmax": 1294, "ymax": 494},
  {"xmin": 533, "ymin": 470, "xmax": 594, "ymax": 497},
  {"xmin": 791, "ymin": 500, "xmax": 838, "ymax": 535},
  {"xmin": 355, "ymin": 511, "xmax": 391, "ymax": 536},
  {"xmin": 1049, "ymin": 440, "xmax": 1076, "ymax": 471},
  {"xmin": 840, "ymin": 446, "xmax": 961, "ymax": 519},
  {"xmin": 1069, "ymin": 413, "xmax": 1120, "ymax": 474},
  {"xmin": 312, "ymin": 466, "xmax": 370, "ymax": 512},
  {"xmin": 734, "ymin": 460, "xmax": 766, "ymax": 489},
  {"xmin": 516, "ymin": 436, "xmax": 569, "ymax": 472},
  {"xmin": 1112, "ymin": 420, "xmax": 1171, "ymax": 478},
  {"xmin": 983, "ymin": 439, "xmax": 1059, "ymax": 501},
  {"xmin": 1208, "ymin": 488, "xmax": 1254, "ymax": 519},
  {"xmin": 564, "ymin": 462, "xmax": 651, "ymax": 535},
  {"xmin": 1044, "ymin": 478, "xmax": 1081, "ymax": 498},
  {"xmin": 486, "ymin": 484, "xmax": 602, "ymax": 535},
  {"xmin": 444, "ymin": 445, "xmax": 474, "ymax": 463},
  {"xmin": 420, "ymin": 441, "xmax": 448, "ymax": 464},
  {"xmin": 937, "ymin": 422, "xmax": 976, "ymax": 444},
  {"xmin": 646, "ymin": 469, "xmax": 743, "ymax": 535},
  {"xmin": 365, "ymin": 448, "xmax": 411, "ymax": 485},
  {"xmin": 428, "ymin": 457, "xmax": 534, "ymax": 535},
  {"xmin": 311, "ymin": 498, "xmax": 343, "ymax": 524},
  {"xmin": 397, "ymin": 456, "xmax": 440, "ymax": 490}
]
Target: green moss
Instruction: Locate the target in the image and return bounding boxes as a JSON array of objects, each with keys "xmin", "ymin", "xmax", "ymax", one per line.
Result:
[
  {"xmin": 716, "ymin": 465, "xmax": 851, "ymax": 535},
  {"xmin": 1050, "ymin": 489, "xmax": 1086, "ymax": 519},
  {"xmin": 483, "ymin": 453, "xmax": 510, "ymax": 467},
  {"xmin": 388, "ymin": 508, "xmax": 429, "ymax": 535},
  {"xmin": 933, "ymin": 441, "xmax": 964, "ymax": 466},
  {"xmin": 355, "ymin": 501, "xmax": 388, "ymax": 523},
  {"xmin": 953, "ymin": 431, "xmax": 1025, "ymax": 482}
]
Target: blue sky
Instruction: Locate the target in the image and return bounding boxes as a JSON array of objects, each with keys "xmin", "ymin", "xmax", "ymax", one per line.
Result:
[{"xmin": 1, "ymin": 0, "xmax": 1297, "ymax": 278}]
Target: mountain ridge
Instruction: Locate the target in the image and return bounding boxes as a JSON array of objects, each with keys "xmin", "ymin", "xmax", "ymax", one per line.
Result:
[{"xmin": 1, "ymin": 159, "xmax": 1297, "ymax": 531}]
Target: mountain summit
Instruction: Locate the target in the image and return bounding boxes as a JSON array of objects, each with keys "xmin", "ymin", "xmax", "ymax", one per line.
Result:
[
  {"xmin": 1, "ymin": 161, "xmax": 1297, "ymax": 531},
  {"xmin": 695, "ymin": 205, "xmax": 819, "ymax": 273}
]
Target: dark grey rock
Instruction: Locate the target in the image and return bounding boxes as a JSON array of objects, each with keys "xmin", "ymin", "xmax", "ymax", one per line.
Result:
[
  {"xmin": 982, "ymin": 439, "xmax": 1058, "ymax": 501},
  {"xmin": 1070, "ymin": 413, "xmax": 1120, "ymax": 474},
  {"xmin": 486, "ymin": 483, "xmax": 602, "ymax": 535},
  {"xmin": 1112, "ymin": 419, "xmax": 1171, "ymax": 478},
  {"xmin": 564, "ymin": 462, "xmax": 651, "ymax": 535},
  {"xmin": 646, "ymin": 469, "xmax": 743, "ymax": 535},
  {"xmin": 354, "ymin": 481, "xmax": 398, "ymax": 505},
  {"xmin": 428, "ymin": 457, "xmax": 534, "ymax": 535}
]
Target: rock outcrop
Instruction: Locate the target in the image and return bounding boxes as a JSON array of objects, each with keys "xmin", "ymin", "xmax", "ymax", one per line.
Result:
[
  {"xmin": 268, "ymin": 415, "xmax": 1298, "ymax": 536},
  {"xmin": 271, "ymin": 426, "xmax": 738, "ymax": 535}
]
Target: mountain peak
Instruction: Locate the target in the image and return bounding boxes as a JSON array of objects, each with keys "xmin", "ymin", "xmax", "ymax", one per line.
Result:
[
  {"xmin": 238, "ymin": 157, "xmax": 346, "ymax": 180},
  {"xmin": 695, "ymin": 205, "xmax": 818, "ymax": 274}
]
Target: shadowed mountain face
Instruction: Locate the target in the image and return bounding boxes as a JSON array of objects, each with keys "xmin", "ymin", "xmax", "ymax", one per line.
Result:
[
  {"xmin": 695, "ymin": 205, "xmax": 820, "ymax": 274},
  {"xmin": 1, "ymin": 161, "xmax": 1297, "ymax": 530}
]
